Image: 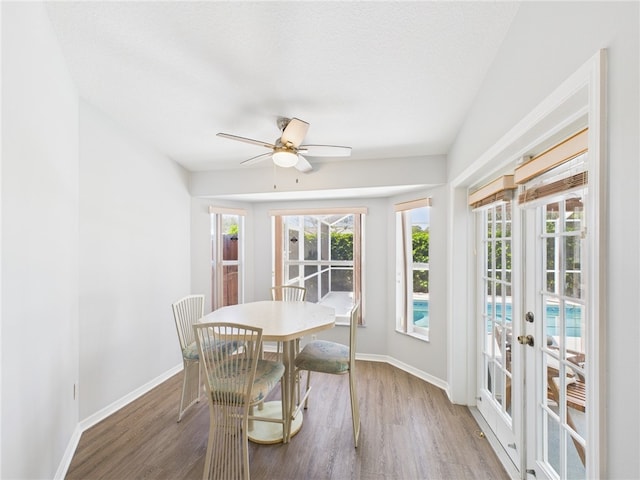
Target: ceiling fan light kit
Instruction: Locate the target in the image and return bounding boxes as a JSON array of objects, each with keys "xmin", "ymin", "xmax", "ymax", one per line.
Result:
[
  {"xmin": 217, "ymin": 117, "xmax": 352, "ymax": 173},
  {"xmin": 272, "ymin": 150, "xmax": 299, "ymax": 168}
]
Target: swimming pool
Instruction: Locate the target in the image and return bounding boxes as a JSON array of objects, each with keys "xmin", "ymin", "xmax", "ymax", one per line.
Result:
[
  {"xmin": 413, "ymin": 300, "xmax": 429, "ymax": 327},
  {"xmin": 413, "ymin": 300, "xmax": 583, "ymax": 337},
  {"xmin": 487, "ymin": 302, "xmax": 582, "ymax": 337}
]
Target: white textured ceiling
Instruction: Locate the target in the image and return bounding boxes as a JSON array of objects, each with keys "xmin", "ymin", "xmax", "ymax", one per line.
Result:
[{"xmin": 45, "ymin": 1, "xmax": 520, "ymax": 173}]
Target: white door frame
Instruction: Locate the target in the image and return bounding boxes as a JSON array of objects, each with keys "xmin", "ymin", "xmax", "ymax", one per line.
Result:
[{"xmin": 450, "ymin": 50, "xmax": 606, "ymax": 478}]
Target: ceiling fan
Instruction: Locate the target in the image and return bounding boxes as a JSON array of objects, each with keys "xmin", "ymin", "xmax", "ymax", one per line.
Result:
[{"xmin": 217, "ymin": 117, "xmax": 351, "ymax": 173}]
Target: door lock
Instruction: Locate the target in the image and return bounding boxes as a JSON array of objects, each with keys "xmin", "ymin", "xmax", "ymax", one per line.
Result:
[{"xmin": 517, "ymin": 334, "xmax": 534, "ymax": 347}]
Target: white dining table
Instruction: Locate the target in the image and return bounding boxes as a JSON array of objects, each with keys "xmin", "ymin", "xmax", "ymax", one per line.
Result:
[{"xmin": 201, "ymin": 300, "xmax": 335, "ymax": 444}]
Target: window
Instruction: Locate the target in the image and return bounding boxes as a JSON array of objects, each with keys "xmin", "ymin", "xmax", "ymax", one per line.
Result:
[
  {"xmin": 210, "ymin": 207, "xmax": 245, "ymax": 310},
  {"xmin": 271, "ymin": 208, "xmax": 365, "ymax": 324},
  {"xmin": 395, "ymin": 198, "xmax": 431, "ymax": 339}
]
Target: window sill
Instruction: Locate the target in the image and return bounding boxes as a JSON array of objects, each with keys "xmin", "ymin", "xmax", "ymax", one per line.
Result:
[{"xmin": 395, "ymin": 329, "xmax": 430, "ymax": 343}]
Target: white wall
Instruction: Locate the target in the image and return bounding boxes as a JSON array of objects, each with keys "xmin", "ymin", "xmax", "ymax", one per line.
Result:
[
  {"xmin": 191, "ymin": 176, "xmax": 449, "ymax": 383},
  {"xmin": 1, "ymin": 3, "xmax": 79, "ymax": 478},
  {"xmin": 1, "ymin": 5, "xmax": 193, "ymax": 477},
  {"xmin": 78, "ymin": 102, "xmax": 191, "ymax": 419},
  {"xmin": 447, "ymin": 2, "xmax": 639, "ymax": 478}
]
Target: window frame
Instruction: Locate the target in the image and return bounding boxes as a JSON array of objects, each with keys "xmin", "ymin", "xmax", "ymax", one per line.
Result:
[
  {"xmin": 270, "ymin": 207, "xmax": 365, "ymax": 325},
  {"xmin": 395, "ymin": 198, "xmax": 431, "ymax": 340},
  {"xmin": 210, "ymin": 207, "xmax": 245, "ymax": 310}
]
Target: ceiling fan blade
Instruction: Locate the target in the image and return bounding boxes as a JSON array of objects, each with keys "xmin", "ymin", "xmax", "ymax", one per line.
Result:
[
  {"xmin": 217, "ymin": 132, "xmax": 275, "ymax": 149},
  {"xmin": 240, "ymin": 152, "xmax": 273, "ymax": 166},
  {"xmin": 280, "ymin": 118, "xmax": 309, "ymax": 148},
  {"xmin": 294, "ymin": 154, "xmax": 313, "ymax": 173},
  {"xmin": 298, "ymin": 144, "xmax": 352, "ymax": 157}
]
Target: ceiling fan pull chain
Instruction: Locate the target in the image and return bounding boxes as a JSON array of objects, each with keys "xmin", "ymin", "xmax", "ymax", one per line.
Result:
[{"xmin": 273, "ymin": 162, "xmax": 278, "ymax": 190}]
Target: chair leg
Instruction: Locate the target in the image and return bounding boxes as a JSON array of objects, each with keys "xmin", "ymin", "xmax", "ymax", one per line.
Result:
[
  {"xmin": 281, "ymin": 380, "xmax": 288, "ymax": 441},
  {"xmin": 204, "ymin": 405, "xmax": 249, "ymax": 480},
  {"xmin": 202, "ymin": 404, "xmax": 216, "ymax": 480},
  {"xmin": 241, "ymin": 416, "xmax": 250, "ymax": 480},
  {"xmin": 178, "ymin": 367, "xmax": 189, "ymax": 422},
  {"xmin": 348, "ymin": 370, "xmax": 361, "ymax": 448},
  {"xmin": 294, "ymin": 338, "xmax": 301, "ymax": 405},
  {"xmin": 303, "ymin": 371, "xmax": 311, "ymax": 409},
  {"xmin": 178, "ymin": 360, "xmax": 201, "ymax": 422}
]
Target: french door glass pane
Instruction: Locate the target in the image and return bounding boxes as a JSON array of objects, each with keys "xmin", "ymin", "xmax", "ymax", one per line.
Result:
[
  {"xmin": 482, "ymin": 202, "xmax": 513, "ymax": 415},
  {"xmin": 546, "ymin": 413, "xmax": 561, "ymax": 472},
  {"xmin": 540, "ymin": 193, "xmax": 587, "ymax": 479}
]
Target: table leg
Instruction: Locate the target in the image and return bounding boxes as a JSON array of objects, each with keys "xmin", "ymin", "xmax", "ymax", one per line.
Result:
[{"xmin": 247, "ymin": 338, "xmax": 303, "ymax": 444}]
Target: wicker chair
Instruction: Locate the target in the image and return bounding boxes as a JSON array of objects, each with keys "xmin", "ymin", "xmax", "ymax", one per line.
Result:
[
  {"xmin": 194, "ymin": 322, "xmax": 284, "ymax": 480},
  {"xmin": 294, "ymin": 301, "xmax": 361, "ymax": 447},
  {"xmin": 171, "ymin": 294, "xmax": 206, "ymax": 421}
]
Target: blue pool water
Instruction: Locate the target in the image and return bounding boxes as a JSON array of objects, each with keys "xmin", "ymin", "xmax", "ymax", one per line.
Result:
[
  {"xmin": 487, "ymin": 302, "xmax": 582, "ymax": 337},
  {"xmin": 413, "ymin": 300, "xmax": 582, "ymax": 337},
  {"xmin": 413, "ymin": 300, "xmax": 429, "ymax": 327}
]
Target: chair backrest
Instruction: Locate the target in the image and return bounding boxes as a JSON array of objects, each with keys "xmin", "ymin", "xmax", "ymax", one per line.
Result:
[
  {"xmin": 349, "ymin": 301, "xmax": 360, "ymax": 366},
  {"xmin": 193, "ymin": 322, "xmax": 263, "ymax": 406},
  {"xmin": 172, "ymin": 294, "xmax": 205, "ymax": 351},
  {"xmin": 271, "ymin": 285, "xmax": 306, "ymax": 302}
]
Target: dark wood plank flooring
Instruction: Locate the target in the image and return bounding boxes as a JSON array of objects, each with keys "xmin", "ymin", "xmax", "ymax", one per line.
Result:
[{"xmin": 66, "ymin": 360, "xmax": 509, "ymax": 480}]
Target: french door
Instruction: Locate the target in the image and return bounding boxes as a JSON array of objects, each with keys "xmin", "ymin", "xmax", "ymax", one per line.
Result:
[
  {"xmin": 522, "ymin": 188, "xmax": 588, "ymax": 480},
  {"xmin": 475, "ymin": 147, "xmax": 595, "ymax": 479},
  {"xmin": 476, "ymin": 200, "xmax": 522, "ymax": 469}
]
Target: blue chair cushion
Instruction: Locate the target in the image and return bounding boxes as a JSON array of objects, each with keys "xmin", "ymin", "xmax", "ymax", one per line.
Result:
[
  {"xmin": 295, "ymin": 340, "xmax": 350, "ymax": 374},
  {"xmin": 251, "ymin": 360, "xmax": 285, "ymax": 403},
  {"xmin": 209, "ymin": 359, "xmax": 285, "ymax": 404},
  {"xmin": 183, "ymin": 340, "xmax": 241, "ymax": 361}
]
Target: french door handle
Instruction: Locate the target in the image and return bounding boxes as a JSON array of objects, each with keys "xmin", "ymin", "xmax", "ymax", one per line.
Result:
[{"xmin": 517, "ymin": 334, "xmax": 535, "ymax": 347}]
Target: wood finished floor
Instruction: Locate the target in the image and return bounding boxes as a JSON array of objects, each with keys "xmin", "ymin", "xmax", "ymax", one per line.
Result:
[{"xmin": 66, "ymin": 360, "xmax": 509, "ymax": 480}]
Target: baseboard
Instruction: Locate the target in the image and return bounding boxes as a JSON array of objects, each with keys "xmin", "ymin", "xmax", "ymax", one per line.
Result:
[
  {"xmin": 55, "ymin": 363, "xmax": 183, "ymax": 479},
  {"xmin": 79, "ymin": 363, "xmax": 183, "ymax": 432},
  {"xmin": 54, "ymin": 424, "xmax": 83, "ymax": 480},
  {"xmin": 356, "ymin": 353, "xmax": 449, "ymax": 393}
]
